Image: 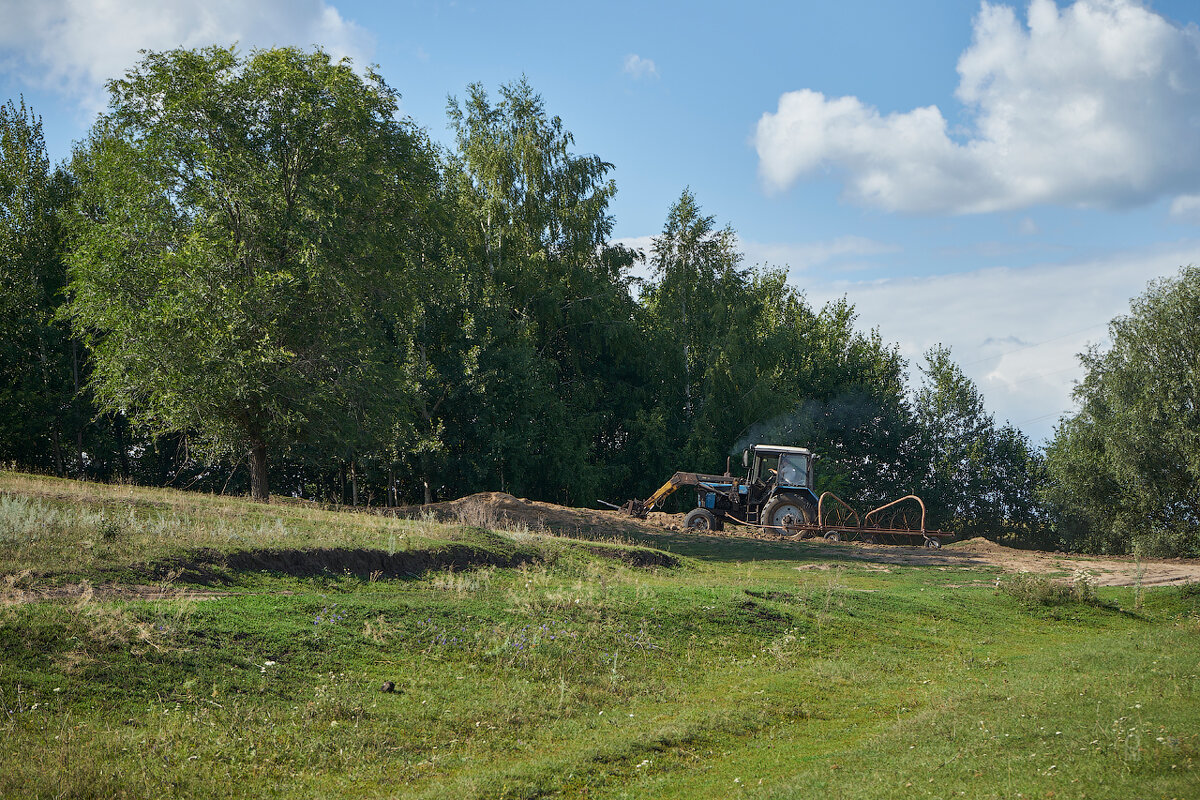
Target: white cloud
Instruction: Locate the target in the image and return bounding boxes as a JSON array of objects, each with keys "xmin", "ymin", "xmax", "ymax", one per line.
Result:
[
  {"xmin": 1170, "ymin": 194, "xmax": 1200, "ymax": 223},
  {"xmin": 740, "ymin": 236, "xmax": 898, "ymax": 271},
  {"xmin": 803, "ymin": 241, "xmax": 1200, "ymax": 442},
  {"xmin": 755, "ymin": 0, "xmax": 1200, "ymax": 214},
  {"xmin": 0, "ymin": 0, "xmax": 373, "ymax": 115},
  {"xmin": 611, "ymin": 235, "xmax": 656, "ymax": 287},
  {"xmin": 612, "ymin": 234, "xmax": 656, "ymax": 255},
  {"xmin": 623, "ymin": 54, "xmax": 659, "ymax": 80}
]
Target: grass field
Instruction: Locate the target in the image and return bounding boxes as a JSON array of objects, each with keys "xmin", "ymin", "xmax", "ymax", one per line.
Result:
[{"xmin": 1, "ymin": 471, "xmax": 1197, "ymax": 799}]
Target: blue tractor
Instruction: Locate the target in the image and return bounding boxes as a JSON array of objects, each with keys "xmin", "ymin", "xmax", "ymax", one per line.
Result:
[{"xmin": 619, "ymin": 444, "xmax": 821, "ymax": 535}]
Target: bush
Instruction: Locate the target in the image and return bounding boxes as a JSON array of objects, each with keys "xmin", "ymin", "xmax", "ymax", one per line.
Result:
[
  {"xmin": 96, "ymin": 511, "xmax": 126, "ymax": 542},
  {"xmin": 1132, "ymin": 527, "xmax": 1200, "ymax": 560},
  {"xmin": 999, "ymin": 570, "xmax": 1099, "ymax": 607}
]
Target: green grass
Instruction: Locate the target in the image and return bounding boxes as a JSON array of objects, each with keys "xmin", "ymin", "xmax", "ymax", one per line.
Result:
[{"xmin": 1, "ymin": 471, "xmax": 1197, "ymax": 798}]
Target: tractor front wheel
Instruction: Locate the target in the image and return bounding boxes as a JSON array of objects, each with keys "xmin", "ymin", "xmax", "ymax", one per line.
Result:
[{"xmin": 684, "ymin": 508, "xmax": 720, "ymax": 532}]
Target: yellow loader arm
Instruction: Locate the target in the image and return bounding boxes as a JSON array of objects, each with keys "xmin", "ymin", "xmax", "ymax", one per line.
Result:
[{"xmin": 618, "ymin": 472, "xmax": 732, "ymax": 519}]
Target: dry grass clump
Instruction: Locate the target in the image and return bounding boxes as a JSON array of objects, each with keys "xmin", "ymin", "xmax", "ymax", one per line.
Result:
[
  {"xmin": 56, "ymin": 582, "xmax": 196, "ymax": 670},
  {"xmin": 1, "ymin": 569, "xmax": 35, "ymax": 605},
  {"xmin": 998, "ymin": 569, "xmax": 1100, "ymax": 606},
  {"xmin": 429, "ymin": 565, "xmax": 495, "ymax": 594},
  {"xmin": 453, "ymin": 496, "xmax": 503, "ymax": 530}
]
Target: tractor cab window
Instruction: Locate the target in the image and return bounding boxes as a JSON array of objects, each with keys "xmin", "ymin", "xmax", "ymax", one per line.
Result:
[
  {"xmin": 754, "ymin": 454, "xmax": 780, "ymax": 484},
  {"xmin": 777, "ymin": 454, "xmax": 808, "ymax": 486}
]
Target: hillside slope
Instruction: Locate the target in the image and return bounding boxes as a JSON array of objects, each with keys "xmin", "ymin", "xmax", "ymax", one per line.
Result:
[{"xmin": 1, "ymin": 472, "xmax": 1198, "ymax": 799}]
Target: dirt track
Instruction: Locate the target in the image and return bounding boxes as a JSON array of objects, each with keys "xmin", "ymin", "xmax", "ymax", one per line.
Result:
[
  {"xmin": 940, "ymin": 537, "xmax": 1200, "ymax": 587},
  {"xmin": 814, "ymin": 536, "xmax": 1200, "ymax": 587},
  {"xmin": 402, "ymin": 492, "xmax": 1200, "ymax": 587}
]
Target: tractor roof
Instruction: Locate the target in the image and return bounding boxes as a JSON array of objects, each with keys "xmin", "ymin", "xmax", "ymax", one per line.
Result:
[{"xmin": 752, "ymin": 445, "xmax": 813, "ymax": 456}]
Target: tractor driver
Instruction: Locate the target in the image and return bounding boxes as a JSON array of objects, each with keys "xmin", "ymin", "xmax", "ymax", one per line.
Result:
[
  {"xmin": 759, "ymin": 454, "xmax": 780, "ymax": 484},
  {"xmin": 778, "ymin": 457, "xmax": 801, "ymax": 486}
]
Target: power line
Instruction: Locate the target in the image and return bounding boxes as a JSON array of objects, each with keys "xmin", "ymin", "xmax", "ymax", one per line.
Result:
[
  {"xmin": 987, "ymin": 363, "xmax": 1081, "ymax": 387},
  {"xmin": 1015, "ymin": 410, "xmax": 1066, "ymax": 426},
  {"xmin": 961, "ymin": 323, "xmax": 1108, "ymax": 367}
]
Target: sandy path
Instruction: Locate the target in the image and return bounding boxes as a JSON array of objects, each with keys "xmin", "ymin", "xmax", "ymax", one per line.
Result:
[{"xmin": 937, "ymin": 537, "xmax": 1200, "ymax": 586}]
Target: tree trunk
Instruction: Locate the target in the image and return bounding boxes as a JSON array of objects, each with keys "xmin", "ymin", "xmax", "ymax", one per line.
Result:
[
  {"xmin": 37, "ymin": 330, "xmax": 64, "ymax": 476},
  {"xmin": 116, "ymin": 415, "xmax": 130, "ymax": 479},
  {"xmin": 50, "ymin": 426, "xmax": 64, "ymax": 477},
  {"xmin": 75, "ymin": 428, "xmax": 85, "ymax": 478},
  {"xmin": 249, "ymin": 441, "xmax": 269, "ymax": 502},
  {"xmin": 682, "ymin": 291, "xmax": 691, "ymax": 419},
  {"xmin": 72, "ymin": 339, "xmax": 85, "ymax": 477},
  {"xmin": 154, "ymin": 438, "xmax": 168, "ymax": 485}
]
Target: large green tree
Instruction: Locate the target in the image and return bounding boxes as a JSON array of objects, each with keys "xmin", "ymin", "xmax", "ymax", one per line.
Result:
[
  {"xmin": 727, "ymin": 291, "xmax": 917, "ymax": 509},
  {"xmin": 66, "ymin": 46, "xmax": 439, "ymax": 501},
  {"xmin": 642, "ymin": 189, "xmax": 745, "ymax": 429},
  {"xmin": 635, "ymin": 190, "xmax": 916, "ymax": 508},
  {"xmin": 0, "ymin": 98, "xmax": 88, "ymax": 475},
  {"xmin": 914, "ymin": 346, "xmax": 1045, "ymax": 536},
  {"xmin": 434, "ymin": 79, "xmax": 643, "ymax": 504},
  {"xmin": 1045, "ymin": 266, "xmax": 1200, "ymax": 556}
]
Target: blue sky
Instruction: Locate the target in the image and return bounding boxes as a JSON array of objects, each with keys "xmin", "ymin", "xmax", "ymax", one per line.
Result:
[{"xmin": 4, "ymin": 0, "xmax": 1200, "ymax": 444}]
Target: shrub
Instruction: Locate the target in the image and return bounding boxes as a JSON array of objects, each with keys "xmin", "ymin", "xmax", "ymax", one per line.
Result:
[
  {"xmin": 999, "ymin": 570, "xmax": 1100, "ymax": 607},
  {"xmin": 97, "ymin": 511, "xmax": 126, "ymax": 542}
]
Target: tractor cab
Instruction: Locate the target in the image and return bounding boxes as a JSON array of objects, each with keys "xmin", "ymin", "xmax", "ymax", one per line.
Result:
[{"xmin": 744, "ymin": 444, "xmax": 814, "ymax": 490}]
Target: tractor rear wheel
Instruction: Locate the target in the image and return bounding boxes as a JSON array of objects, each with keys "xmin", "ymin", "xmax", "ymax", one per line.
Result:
[
  {"xmin": 684, "ymin": 508, "xmax": 719, "ymax": 532},
  {"xmin": 762, "ymin": 494, "xmax": 816, "ymax": 536}
]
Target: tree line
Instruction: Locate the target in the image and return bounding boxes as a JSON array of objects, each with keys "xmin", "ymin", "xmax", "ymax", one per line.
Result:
[{"xmin": 1, "ymin": 45, "xmax": 1194, "ymax": 556}]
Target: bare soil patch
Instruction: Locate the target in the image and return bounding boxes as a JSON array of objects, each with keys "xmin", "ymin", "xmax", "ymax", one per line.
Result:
[
  {"xmin": 2, "ymin": 581, "xmax": 236, "ymax": 603},
  {"xmin": 782, "ymin": 536, "xmax": 1200, "ymax": 586},
  {"xmin": 762, "ymin": 534, "xmax": 1200, "ymax": 586},
  {"xmin": 942, "ymin": 537, "xmax": 1200, "ymax": 586}
]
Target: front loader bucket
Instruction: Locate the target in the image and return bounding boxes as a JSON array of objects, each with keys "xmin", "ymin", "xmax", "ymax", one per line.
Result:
[{"xmin": 619, "ymin": 500, "xmax": 649, "ymax": 519}]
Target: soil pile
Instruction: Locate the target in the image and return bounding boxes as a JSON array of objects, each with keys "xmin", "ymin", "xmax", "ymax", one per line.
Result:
[
  {"xmin": 945, "ymin": 537, "xmax": 1020, "ymax": 555},
  {"xmin": 394, "ymin": 491, "xmax": 677, "ymax": 539}
]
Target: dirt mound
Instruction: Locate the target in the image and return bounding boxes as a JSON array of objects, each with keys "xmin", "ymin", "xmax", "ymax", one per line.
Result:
[
  {"xmin": 443, "ymin": 491, "xmax": 530, "ymax": 513},
  {"xmin": 394, "ymin": 491, "xmax": 673, "ymax": 539},
  {"xmin": 575, "ymin": 543, "xmax": 680, "ymax": 568},
  {"xmin": 945, "ymin": 536, "xmax": 1019, "ymax": 555}
]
